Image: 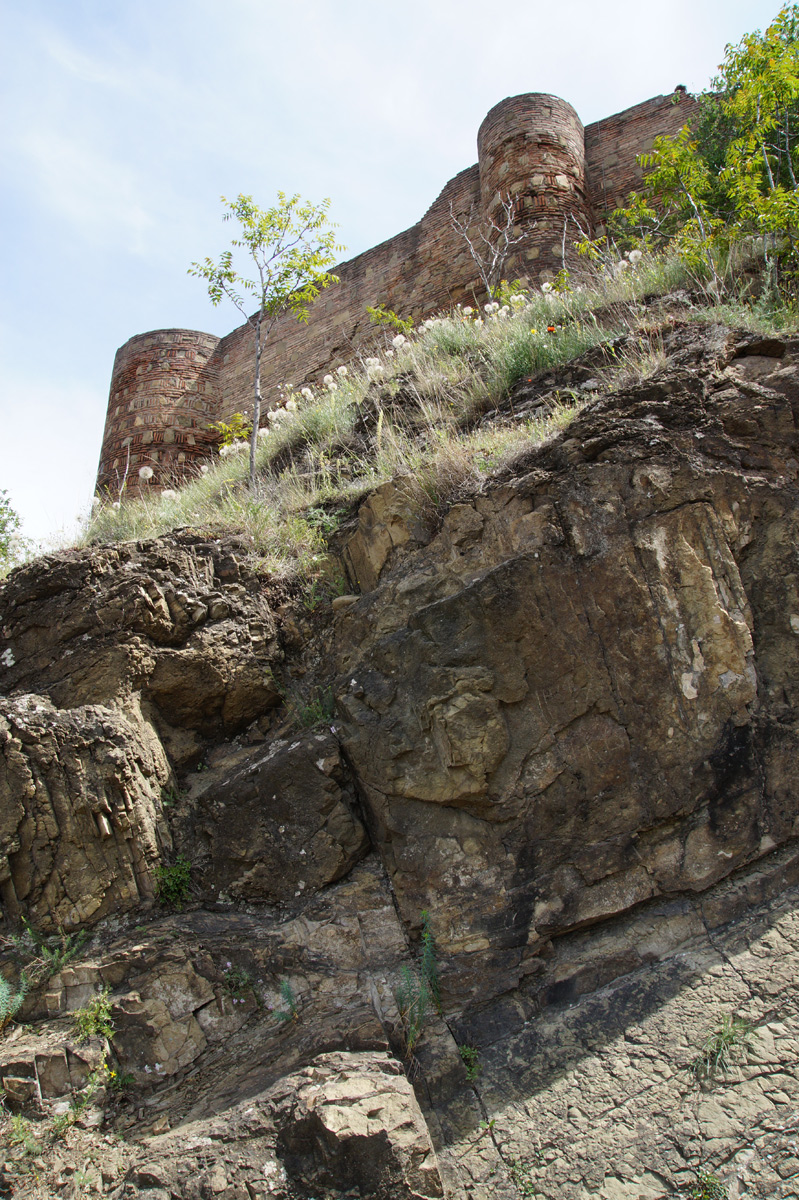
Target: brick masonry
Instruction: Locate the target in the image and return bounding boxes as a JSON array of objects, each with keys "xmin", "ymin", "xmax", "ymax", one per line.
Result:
[{"xmin": 97, "ymin": 88, "xmax": 698, "ymax": 497}]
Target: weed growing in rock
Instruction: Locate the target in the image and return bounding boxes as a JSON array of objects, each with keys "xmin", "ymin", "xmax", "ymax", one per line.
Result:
[
  {"xmin": 684, "ymin": 1167, "xmax": 728, "ymax": 1199},
  {"xmin": 420, "ymin": 910, "xmax": 441, "ymax": 1013},
  {"xmin": 275, "ymin": 978, "xmax": 300, "ymax": 1023},
  {"xmin": 395, "ymin": 965, "xmax": 429, "ymax": 1056},
  {"xmin": 291, "ymin": 685, "xmax": 335, "ymax": 729},
  {"xmin": 10, "ymin": 919, "xmax": 88, "ymax": 985},
  {"xmin": 223, "ymin": 962, "xmax": 253, "ymax": 1001},
  {"xmin": 72, "ymin": 989, "xmax": 114, "ymax": 1043},
  {"xmin": 689, "ymin": 1013, "xmax": 757, "ymax": 1079},
  {"xmin": 0, "ymin": 971, "xmax": 28, "ymax": 1033},
  {"xmin": 459, "ymin": 1045, "xmax": 480, "ymax": 1081},
  {"xmin": 508, "ymin": 1158, "xmax": 539, "ymax": 1197},
  {"xmin": 8, "ymin": 1114, "xmax": 40, "ymax": 1155},
  {"xmin": 155, "ymin": 855, "xmax": 192, "ymax": 908}
]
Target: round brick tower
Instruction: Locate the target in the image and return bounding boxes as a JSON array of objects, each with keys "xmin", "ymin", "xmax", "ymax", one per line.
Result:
[
  {"xmin": 97, "ymin": 328, "xmax": 222, "ymax": 499},
  {"xmin": 477, "ymin": 94, "xmax": 590, "ymax": 284}
]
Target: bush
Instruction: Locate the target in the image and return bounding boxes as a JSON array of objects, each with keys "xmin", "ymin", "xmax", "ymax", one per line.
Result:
[
  {"xmin": 155, "ymin": 856, "xmax": 192, "ymax": 908},
  {"xmin": 72, "ymin": 989, "xmax": 114, "ymax": 1043}
]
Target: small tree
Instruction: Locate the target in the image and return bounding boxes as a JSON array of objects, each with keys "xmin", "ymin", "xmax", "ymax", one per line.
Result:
[
  {"xmin": 189, "ymin": 193, "xmax": 343, "ymax": 490},
  {"xmin": 449, "ymin": 193, "xmax": 534, "ymax": 298},
  {"xmin": 0, "ymin": 490, "xmax": 26, "ymax": 578}
]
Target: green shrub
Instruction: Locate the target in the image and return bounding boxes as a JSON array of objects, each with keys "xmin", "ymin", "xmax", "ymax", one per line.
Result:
[
  {"xmin": 275, "ymin": 978, "xmax": 300, "ymax": 1023},
  {"xmin": 72, "ymin": 988, "xmax": 114, "ymax": 1043},
  {"xmin": 459, "ymin": 1045, "xmax": 480, "ymax": 1081},
  {"xmin": 685, "ymin": 1167, "xmax": 728, "ymax": 1199},
  {"xmin": 0, "ymin": 971, "xmax": 28, "ymax": 1032},
  {"xmin": 155, "ymin": 856, "xmax": 192, "ymax": 908}
]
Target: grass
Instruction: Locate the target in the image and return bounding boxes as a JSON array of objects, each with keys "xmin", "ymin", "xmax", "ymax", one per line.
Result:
[
  {"xmin": 77, "ymin": 246, "xmax": 799, "ymax": 593},
  {"xmin": 689, "ymin": 1013, "xmax": 758, "ymax": 1080}
]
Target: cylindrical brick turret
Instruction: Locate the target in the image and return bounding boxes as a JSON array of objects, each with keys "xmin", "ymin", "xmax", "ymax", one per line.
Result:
[
  {"xmin": 477, "ymin": 94, "xmax": 590, "ymax": 284},
  {"xmin": 96, "ymin": 328, "xmax": 222, "ymax": 499}
]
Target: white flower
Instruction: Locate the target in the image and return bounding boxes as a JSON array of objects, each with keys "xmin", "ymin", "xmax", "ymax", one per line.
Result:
[
  {"xmin": 268, "ymin": 408, "xmax": 289, "ymax": 423},
  {"xmin": 541, "ymin": 282, "xmax": 554, "ymax": 294},
  {"xmin": 366, "ymin": 364, "xmax": 384, "ymax": 380},
  {"xmin": 392, "ymin": 334, "xmax": 406, "ymax": 348},
  {"xmin": 161, "ymin": 489, "xmax": 178, "ymax": 502},
  {"xmin": 499, "ymin": 305, "xmax": 510, "ymax": 317},
  {"xmin": 257, "ymin": 427, "xmax": 270, "ymax": 439},
  {"xmin": 285, "ymin": 397, "xmax": 298, "ymax": 411},
  {"xmin": 301, "ymin": 387, "xmax": 313, "ymax": 400},
  {"xmin": 385, "ymin": 350, "xmax": 394, "ymax": 358},
  {"xmin": 627, "ymin": 249, "xmax": 643, "ymax": 265},
  {"xmin": 336, "ymin": 365, "xmax": 348, "ymax": 377},
  {"xmin": 484, "ymin": 302, "xmax": 499, "ymax": 314},
  {"xmin": 327, "ymin": 381, "xmax": 338, "ymax": 392},
  {"xmin": 91, "ymin": 497, "xmax": 101, "ymax": 509},
  {"xmin": 462, "ymin": 306, "xmax": 473, "ymax": 316},
  {"xmin": 323, "ymin": 374, "xmax": 334, "ymax": 386},
  {"xmin": 138, "ymin": 465, "xmax": 154, "ymax": 481},
  {"xmin": 112, "ymin": 501, "xmax": 121, "ymax": 511},
  {"xmin": 364, "ymin": 357, "xmax": 380, "ymax": 367},
  {"xmin": 474, "ymin": 317, "xmax": 484, "ymax": 327},
  {"xmin": 200, "ymin": 464, "xmax": 209, "ymax": 475},
  {"xmin": 510, "ymin": 293, "xmax": 527, "ymax": 307}
]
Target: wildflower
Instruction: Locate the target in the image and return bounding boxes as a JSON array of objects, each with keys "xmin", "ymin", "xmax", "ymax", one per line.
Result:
[
  {"xmin": 161, "ymin": 489, "xmax": 178, "ymax": 501},
  {"xmin": 546, "ymin": 325, "xmax": 556, "ymax": 334},
  {"xmin": 474, "ymin": 317, "xmax": 484, "ymax": 327},
  {"xmin": 510, "ymin": 294, "xmax": 527, "ymax": 306},
  {"xmin": 541, "ymin": 282, "xmax": 554, "ymax": 294},
  {"xmin": 301, "ymin": 387, "xmax": 313, "ymax": 400},
  {"xmin": 530, "ymin": 327, "xmax": 538, "ymax": 334},
  {"xmin": 392, "ymin": 334, "xmax": 407, "ymax": 348},
  {"xmin": 327, "ymin": 382, "xmax": 338, "ymax": 392},
  {"xmin": 366, "ymin": 364, "xmax": 384, "ymax": 380},
  {"xmin": 364, "ymin": 356, "xmax": 379, "ymax": 366},
  {"xmin": 257, "ymin": 427, "xmax": 270, "ymax": 439},
  {"xmin": 627, "ymin": 248, "xmax": 643, "ymax": 265},
  {"xmin": 112, "ymin": 501, "xmax": 121, "ymax": 511},
  {"xmin": 462, "ymin": 306, "xmax": 473, "ymax": 316},
  {"xmin": 499, "ymin": 305, "xmax": 510, "ymax": 317},
  {"xmin": 200, "ymin": 464, "xmax": 209, "ymax": 475},
  {"xmin": 285, "ymin": 398, "xmax": 298, "ymax": 411},
  {"xmin": 385, "ymin": 350, "xmax": 394, "ymax": 358},
  {"xmin": 91, "ymin": 497, "xmax": 101, "ymax": 509},
  {"xmin": 484, "ymin": 302, "xmax": 499, "ymax": 314},
  {"xmin": 138, "ymin": 465, "xmax": 154, "ymax": 481},
  {"xmin": 144, "ymin": 1065, "xmax": 151, "ymax": 1073},
  {"xmin": 336, "ymin": 365, "xmax": 348, "ymax": 377}
]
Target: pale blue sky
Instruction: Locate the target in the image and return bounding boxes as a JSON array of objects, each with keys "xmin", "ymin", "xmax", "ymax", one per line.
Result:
[{"xmin": 0, "ymin": 0, "xmax": 784, "ymax": 544}]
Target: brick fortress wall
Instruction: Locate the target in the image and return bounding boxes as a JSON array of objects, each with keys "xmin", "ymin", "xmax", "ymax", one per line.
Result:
[{"xmin": 97, "ymin": 88, "xmax": 698, "ymax": 498}]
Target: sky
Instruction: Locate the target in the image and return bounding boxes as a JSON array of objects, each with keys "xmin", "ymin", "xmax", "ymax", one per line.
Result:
[{"xmin": 0, "ymin": 0, "xmax": 785, "ymax": 547}]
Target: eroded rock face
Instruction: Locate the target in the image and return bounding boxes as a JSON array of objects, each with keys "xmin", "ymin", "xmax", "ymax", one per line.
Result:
[
  {"xmin": 332, "ymin": 326, "xmax": 799, "ymax": 1007},
  {"xmin": 4, "ymin": 321, "xmax": 799, "ymax": 1199},
  {"xmin": 0, "ymin": 694, "xmax": 170, "ymax": 929},
  {"xmin": 183, "ymin": 730, "xmax": 370, "ymax": 903},
  {"xmin": 0, "ymin": 536, "xmax": 284, "ymax": 765}
]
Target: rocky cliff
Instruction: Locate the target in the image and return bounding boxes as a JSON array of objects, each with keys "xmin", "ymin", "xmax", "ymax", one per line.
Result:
[{"xmin": 3, "ymin": 316, "xmax": 799, "ymax": 1199}]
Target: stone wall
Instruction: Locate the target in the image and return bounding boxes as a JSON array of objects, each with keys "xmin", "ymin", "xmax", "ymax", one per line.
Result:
[
  {"xmin": 97, "ymin": 329, "xmax": 222, "ymax": 497},
  {"xmin": 98, "ymin": 88, "xmax": 698, "ymax": 496},
  {"xmin": 585, "ymin": 88, "xmax": 698, "ymax": 220}
]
